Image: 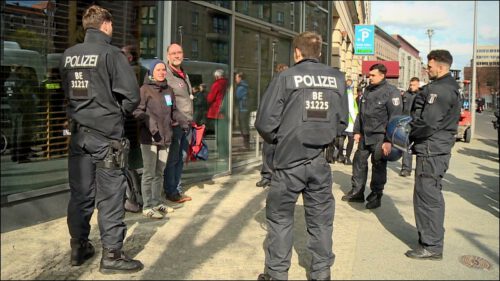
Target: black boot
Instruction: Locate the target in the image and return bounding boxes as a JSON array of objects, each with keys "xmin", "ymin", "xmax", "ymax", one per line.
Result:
[
  {"xmin": 70, "ymin": 239, "xmax": 95, "ymax": 266},
  {"xmin": 366, "ymin": 192, "xmax": 383, "ymax": 209},
  {"xmin": 341, "ymin": 189, "xmax": 365, "ymax": 202},
  {"xmin": 99, "ymin": 248, "xmax": 144, "ymax": 274}
]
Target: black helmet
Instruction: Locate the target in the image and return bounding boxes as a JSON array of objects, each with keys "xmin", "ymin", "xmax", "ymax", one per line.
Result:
[
  {"xmin": 386, "ymin": 115, "xmax": 412, "ymax": 151},
  {"xmin": 373, "ymin": 142, "xmax": 403, "ymax": 162}
]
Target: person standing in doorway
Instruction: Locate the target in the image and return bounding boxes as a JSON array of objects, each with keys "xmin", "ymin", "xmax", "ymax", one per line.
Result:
[
  {"xmin": 235, "ymin": 71, "xmax": 250, "ymax": 149},
  {"xmin": 60, "ymin": 5, "xmax": 143, "ymax": 273}
]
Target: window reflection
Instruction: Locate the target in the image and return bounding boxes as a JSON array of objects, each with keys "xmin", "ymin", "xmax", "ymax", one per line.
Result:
[
  {"xmin": 172, "ymin": 1, "xmax": 231, "ymax": 176},
  {"xmin": 235, "ymin": 1, "xmax": 301, "ymax": 32},
  {"xmin": 1, "ymin": 1, "xmax": 160, "ymax": 196}
]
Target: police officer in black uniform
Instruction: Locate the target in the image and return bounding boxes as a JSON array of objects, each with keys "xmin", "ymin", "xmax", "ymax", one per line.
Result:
[
  {"xmin": 255, "ymin": 31, "xmax": 346, "ymax": 281},
  {"xmin": 341, "ymin": 63, "xmax": 402, "ymax": 209},
  {"xmin": 405, "ymin": 50, "xmax": 461, "ymax": 260},
  {"xmin": 399, "ymin": 77, "xmax": 420, "ymax": 177},
  {"xmin": 60, "ymin": 5, "xmax": 143, "ymax": 273}
]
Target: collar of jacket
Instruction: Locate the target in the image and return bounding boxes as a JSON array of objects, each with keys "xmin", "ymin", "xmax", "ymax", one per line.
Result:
[
  {"xmin": 431, "ymin": 72, "xmax": 453, "ymax": 83},
  {"xmin": 84, "ymin": 28, "xmax": 111, "ymax": 44},
  {"xmin": 294, "ymin": 58, "xmax": 319, "ymax": 66},
  {"xmin": 366, "ymin": 79, "xmax": 387, "ymax": 91},
  {"xmin": 167, "ymin": 64, "xmax": 186, "ymax": 79}
]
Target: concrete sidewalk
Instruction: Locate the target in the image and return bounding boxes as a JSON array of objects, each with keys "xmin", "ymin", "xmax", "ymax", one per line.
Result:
[{"xmin": 1, "ymin": 137, "xmax": 498, "ymax": 280}]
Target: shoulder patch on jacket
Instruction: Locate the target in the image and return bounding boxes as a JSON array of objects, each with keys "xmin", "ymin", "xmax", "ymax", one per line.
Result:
[
  {"xmin": 428, "ymin": 93, "xmax": 437, "ymax": 104},
  {"xmin": 392, "ymin": 97, "xmax": 400, "ymax": 106}
]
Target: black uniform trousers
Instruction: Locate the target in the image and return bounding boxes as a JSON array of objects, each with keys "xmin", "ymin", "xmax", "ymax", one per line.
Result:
[
  {"xmin": 413, "ymin": 154, "xmax": 450, "ymax": 254},
  {"xmin": 401, "ymin": 150, "xmax": 413, "ymax": 172},
  {"xmin": 264, "ymin": 156, "xmax": 334, "ymax": 280},
  {"xmin": 260, "ymin": 142, "xmax": 275, "ymax": 180},
  {"xmin": 351, "ymin": 138, "xmax": 387, "ymax": 194},
  {"xmin": 67, "ymin": 130, "xmax": 127, "ymax": 250}
]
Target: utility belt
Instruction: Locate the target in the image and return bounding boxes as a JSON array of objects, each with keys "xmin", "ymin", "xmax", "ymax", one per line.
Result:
[
  {"xmin": 70, "ymin": 119, "xmax": 130, "ymax": 170},
  {"xmin": 98, "ymin": 138, "xmax": 130, "ymax": 169}
]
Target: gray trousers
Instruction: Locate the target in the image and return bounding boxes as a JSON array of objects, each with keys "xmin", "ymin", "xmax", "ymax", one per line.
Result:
[
  {"xmin": 140, "ymin": 144, "xmax": 169, "ymax": 209},
  {"xmin": 414, "ymin": 154, "xmax": 450, "ymax": 254},
  {"xmin": 67, "ymin": 131, "xmax": 127, "ymax": 250},
  {"xmin": 264, "ymin": 156, "xmax": 335, "ymax": 280}
]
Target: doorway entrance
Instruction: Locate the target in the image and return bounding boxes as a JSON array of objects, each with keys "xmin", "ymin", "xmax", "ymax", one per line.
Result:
[{"xmin": 232, "ymin": 23, "xmax": 292, "ymax": 167}]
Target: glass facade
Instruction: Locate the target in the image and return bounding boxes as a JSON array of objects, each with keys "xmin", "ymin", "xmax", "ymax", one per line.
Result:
[
  {"xmin": 1, "ymin": 0, "xmax": 331, "ymax": 202},
  {"xmin": 1, "ymin": 0, "xmax": 161, "ymax": 197}
]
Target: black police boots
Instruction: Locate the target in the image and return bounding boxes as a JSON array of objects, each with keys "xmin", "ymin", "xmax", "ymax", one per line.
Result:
[
  {"xmin": 99, "ymin": 248, "xmax": 144, "ymax": 274},
  {"xmin": 341, "ymin": 189, "xmax": 365, "ymax": 202},
  {"xmin": 365, "ymin": 191, "xmax": 383, "ymax": 209},
  {"xmin": 70, "ymin": 239, "xmax": 95, "ymax": 266}
]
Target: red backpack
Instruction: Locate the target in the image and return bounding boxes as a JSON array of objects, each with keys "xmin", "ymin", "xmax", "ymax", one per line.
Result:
[{"xmin": 188, "ymin": 122, "xmax": 209, "ymax": 162}]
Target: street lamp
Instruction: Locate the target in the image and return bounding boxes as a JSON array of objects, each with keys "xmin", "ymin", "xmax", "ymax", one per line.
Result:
[{"xmin": 426, "ymin": 29, "xmax": 434, "ymax": 53}]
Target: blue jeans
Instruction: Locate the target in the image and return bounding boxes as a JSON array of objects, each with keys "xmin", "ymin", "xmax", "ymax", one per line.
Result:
[{"xmin": 163, "ymin": 126, "xmax": 189, "ymax": 197}]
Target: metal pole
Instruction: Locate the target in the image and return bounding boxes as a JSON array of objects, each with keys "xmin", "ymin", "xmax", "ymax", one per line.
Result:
[
  {"xmin": 471, "ymin": 1, "xmax": 478, "ymax": 139},
  {"xmin": 426, "ymin": 29, "xmax": 434, "ymax": 53}
]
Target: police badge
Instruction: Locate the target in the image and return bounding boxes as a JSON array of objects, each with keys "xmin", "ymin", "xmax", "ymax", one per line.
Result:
[
  {"xmin": 392, "ymin": 98, "xmax": 400, "ymax": 106},
  {"xmin": 428, "ymin": 93, "xmax": 438, "ymax": 104}
]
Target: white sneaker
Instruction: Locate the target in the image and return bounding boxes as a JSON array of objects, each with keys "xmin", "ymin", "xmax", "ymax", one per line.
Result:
[
  {"xmin": 142, "ymin": 208, "xmax": 164, "ymax": 219},
  {"xmin": 153, "ymin": 204, "xmax": 174, "ymax": 214}
]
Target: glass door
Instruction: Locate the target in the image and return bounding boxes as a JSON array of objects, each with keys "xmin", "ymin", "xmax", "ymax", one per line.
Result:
[{"xmin": 232, "ymin": 23, "xmax": 291, "ymax": 167}]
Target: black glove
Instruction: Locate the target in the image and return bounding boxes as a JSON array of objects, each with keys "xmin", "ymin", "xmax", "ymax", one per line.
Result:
[{"xmin": 152, "ymin": 132, "xmax": 162, "ymax": 142}]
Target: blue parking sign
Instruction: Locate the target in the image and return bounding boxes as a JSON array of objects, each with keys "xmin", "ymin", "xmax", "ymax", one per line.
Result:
[{"xmin": 355, "ymin": 25, "xmax": 375, "ymax": 55}]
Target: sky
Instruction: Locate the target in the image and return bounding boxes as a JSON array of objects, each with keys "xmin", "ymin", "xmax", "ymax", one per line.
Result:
[{"xmin": 372, "ymin": 1, "xmax": 500, "ymax": 73}]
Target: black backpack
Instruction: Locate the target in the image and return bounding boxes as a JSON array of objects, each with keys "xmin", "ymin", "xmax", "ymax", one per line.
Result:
[{"xmin": 124, "ymin": 168, "xmax": 143, "ymax": 213}]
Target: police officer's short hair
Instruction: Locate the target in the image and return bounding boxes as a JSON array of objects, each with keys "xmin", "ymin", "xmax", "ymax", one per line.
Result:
[
  {"xmin": 293, "ymin": 31, "xmax": 322, "ymax": 59},
  {"xmin": 214, "ymin": 69, "xmax": 225, "ymax": 79},
  {"xmin": 369, "ymin": 63, "xmax": 387, "ymax": 75},
  {"xmin": 427, "ymin": 50, "xmax": 453, "ymax": 67},
  {"xmin": 82, "ymin": 5, "xmax": 113, "ymax": 31},
  {"xmin": 410, "ymin": 77, "xmax": 420, "ymax": 82}
]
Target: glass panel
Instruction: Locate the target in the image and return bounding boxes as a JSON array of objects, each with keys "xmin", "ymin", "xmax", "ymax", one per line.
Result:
[
  {"xmin": 172, "ymin": 1, "xmax": 231, "ymax": 177},
  {"xmin": 1, "ymin": 1, "xmax": 160, "ymax": 196},
  {"xmin": 235, "ymin": 1, "xmax": 300, "ymax": 32},
  {"xmin": 204, "ymin": 1, "xmax": 231, "ymax": 9},
  {"xmin": 233, "ymin": 23, "xmax": 292, "ymax": 165},
  {"xmin": 305, "ymin": 2, "xmax": 328, "ymax": 42}
]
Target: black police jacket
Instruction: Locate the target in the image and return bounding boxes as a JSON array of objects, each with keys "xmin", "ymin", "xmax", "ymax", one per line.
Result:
[
  {"xmin": 353, "ymin": 79, "xmax": 402, "ymax": 145},
  {"xmin": 255, "ymin": 59, "xmax": 346, "ymax": 170},
  {"xmin": 402, "ymin": 90, "xmax": 418, "ymax": 115},
  {"xmin": 410, "ymin": 73, "xmax": 461, "ymax": 156},
  {"xmin": 60, "ymin": 28, "xmax": 140, "ymax": 140}
]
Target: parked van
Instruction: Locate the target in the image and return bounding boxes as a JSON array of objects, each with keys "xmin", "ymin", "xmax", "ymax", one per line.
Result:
[
  {"xmin": 2, "ymin": 44, "xmax": 45, "ymax": 84},
  {"xmin": 140, "ymin": 58, "xmax": 229, "ymax": 89}
]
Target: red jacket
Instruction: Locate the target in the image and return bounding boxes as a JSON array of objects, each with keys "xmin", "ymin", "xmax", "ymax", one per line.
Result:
[{"xmin": 206, "ymin": 77, "xmax": 228, "ymax": 119}]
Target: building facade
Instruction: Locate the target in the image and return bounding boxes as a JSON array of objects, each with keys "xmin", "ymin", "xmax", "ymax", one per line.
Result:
[
  {"xmin": 392, "ymin": 34, "xmax": 423, "ymax": 89},
  {"xmin": 463, "ymin": 45, "xmax": 500, "ymax": 107},
  {"xmin": 331, "ymin": 1, "xmax": 370, "ymax": 88},
  {"xmin": 1, "ymin": 0, "xmax": 369, "ymax": 231},
  {"xmin": 363, "ymin": 25, "xmax": 400, "ymax": 87}
]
